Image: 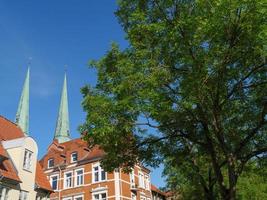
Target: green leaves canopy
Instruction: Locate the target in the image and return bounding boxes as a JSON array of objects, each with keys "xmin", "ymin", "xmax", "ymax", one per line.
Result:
[{"xmin": 81, "ymin": 0, "xmax": 266, "ymax": 198}]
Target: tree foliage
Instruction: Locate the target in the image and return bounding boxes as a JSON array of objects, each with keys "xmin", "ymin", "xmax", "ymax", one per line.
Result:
[
  {"xmin": 81, "ymin": 0, "xmax": 267, "ymax": 199},
  {"xmin": 236, "ymin": 161, "xmax": 267, "ymax": 199},
  {"xmin": 163, "ymin": 158, "xmax": 267, "ymax": 199}
]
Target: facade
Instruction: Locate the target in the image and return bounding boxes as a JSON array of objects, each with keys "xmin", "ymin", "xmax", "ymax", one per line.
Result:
[
  {"xmin": 151, "ymin": 184, "xmax": 166, "ymax": 200},
  {"xmin": 39, "ymin": 73, "xmax": 154, "ymax": 200},
  {"xmin": 0, "ymin": 67, "xmax": 166, "ymax": 200},
  {"xmin": 40, "ymin": 139, "xmax": 152, "ymax": 200},
  {"xmin": 165, "ymin": 191, "xmax": 177, "ymax": 200},
  {"xmin": 0, "ymin": 116, "xmax": 52, "ymax": 200}
]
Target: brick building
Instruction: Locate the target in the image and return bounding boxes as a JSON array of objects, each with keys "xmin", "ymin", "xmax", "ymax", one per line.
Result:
[
  {"xmin": 151, "ymin": 184, "xmax": 166, "ymax": 200},
  {"xmin": 40, "ymin": 139, "xmax": 152, "ymax": 200},
  {"xmin": 1, "ymin": 66, "xmax": 166, "ymax": 200},
  {"xmin": 39, "ymin": 73, "xmax": 158, "ymax": 200}
]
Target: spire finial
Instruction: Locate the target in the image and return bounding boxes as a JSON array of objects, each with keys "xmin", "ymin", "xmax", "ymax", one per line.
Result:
[
  {"xmin": 64, "ymin": 64, "xmax": 68, "ymax": 73},
  {"xmin": 15, "ymin": 65, "xmax": 30, "ymax": 135},
  {"xmin": 28, "ymin": 57, "xmax": 32, "ymax": 67},
  {"xmin": 54, "ymin": 71, "xmax": 71, "ymax": 143}
]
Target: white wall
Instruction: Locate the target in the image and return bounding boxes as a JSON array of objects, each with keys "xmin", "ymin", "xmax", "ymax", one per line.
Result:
[{"xmin": 3, "ymin": 136, "xmax": 38, "ymax": 199}]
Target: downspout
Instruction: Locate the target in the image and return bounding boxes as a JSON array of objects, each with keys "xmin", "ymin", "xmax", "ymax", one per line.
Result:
[{"xmin": 58, "ymin": 166, "xmax": 62, "ymax": 200}]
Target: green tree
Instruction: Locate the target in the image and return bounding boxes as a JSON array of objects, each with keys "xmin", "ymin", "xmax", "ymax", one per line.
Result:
[
  {"xmin": 163, "ymin": 158, "xmax": 267, "ymax": 199},
  {"xmin": 80, "ymin": 0, "xmax": 267, "ymax": 199},
  {"xmin": 163, "ymin": 148, "xmax": 220, "ymax": 199},
  {"xmin": 236, "ymin": 160, "xmax": 267, "ymax": 199}
]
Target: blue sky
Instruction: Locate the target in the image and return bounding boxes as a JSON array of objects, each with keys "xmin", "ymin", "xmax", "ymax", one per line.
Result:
[{"xmin": 0, "ymin": 1, "xmax": 165, "ymax": 188}]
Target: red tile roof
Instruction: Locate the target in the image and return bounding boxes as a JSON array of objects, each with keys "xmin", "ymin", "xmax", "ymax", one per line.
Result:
[
  {"xmin": 40, "ymin": 138, "xmax": 105, "ymax": 169},
  {"xmin": 0, "ymin": 116, "xmax": 51, "ymax": 191},
  {"xmin": 0, "ymin": 116, "xmax": 24, "ymax": 141},
  {"xmin": 165, "ymin": 191, "xmax": 174, "ymax": 197},
  {"xmin": 0, "ymin": 116, "xmax": 23, "ymax": 183},
  {"xmin": 151, "ymin": 184, "xmax": 166, "ymax": 197},
  {"xmin": 35, "ymin": 162, "xmax": 53, "ymax": 192},
  {"xmin": 0, "ymin": 156, "xmax": 21, "ymax": 182},
  {"xmin": 0, "ymin": 143, "xmax": 8, "ymax": 158}
]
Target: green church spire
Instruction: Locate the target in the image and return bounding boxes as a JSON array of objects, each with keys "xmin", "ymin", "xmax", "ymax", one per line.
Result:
[
  {"xmin": 54, "ymin": 73, "xmax": 71, "ymax": 143},
  {"xmin": 15, "ymin": 67, "xmax": 30, "ymax": 135}
]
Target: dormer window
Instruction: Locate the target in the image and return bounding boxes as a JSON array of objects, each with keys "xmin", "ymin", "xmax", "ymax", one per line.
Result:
[
  {"xmin": 48, "ymin": 158, "xmax": 54, "ymax": 168},
  {"xmin": 23, "ymin": 149, "xmax": 33, "ymax": 171},
  {"xmin": 71, "ymin": 152, "xmax": 78, "ymax": 163}
]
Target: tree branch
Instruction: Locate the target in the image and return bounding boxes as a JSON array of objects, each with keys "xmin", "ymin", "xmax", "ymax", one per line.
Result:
[
  {"xmin": 225, "ymin": 63, "xmax": 265, "ymax": 101},
  {"xmin": 235, "ymin": 103, "xmax": 267, "ymax": 155}
]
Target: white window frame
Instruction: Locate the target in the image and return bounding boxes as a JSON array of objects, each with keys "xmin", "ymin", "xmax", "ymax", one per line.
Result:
[
  {"xmin": 0, "ymin": 185, "xmax": 10, "ymax": 200},
  {"xmin": 71, "ymin": 152, "xmax": 78, "ymax": 163},
  {"xmin": 145, "ymin": 175, "xmax": 150, "ymax": 190},
  {"xmin": 92, "ymin": 191, "xmax": 107, "ymax": 200},
  {"xmin": 74, "ymin": 195, "xmax": 84, "ymax": 200},
  {"xmin": 131, "ymin": 192, "xmax": 136, "ymax": 200},
  {"xmin": 92, "ymin": 162, "xmax": 107, "ymax": 183},
  {"xmin": 23, "ymin": 149, "xmax": 33, "ymax": 171},
  {"xmin": 64, "ymin": 171, "xmax": 73, "ymax": 189},
  {"xmin": 130, "ymin": 170, "xmax": 135, "ymax": 186},
  {"xmin": 62, "ymin": 197, "xmax": 72, "ymax": 200},
  {"xmin": 47, "ymin": 158, "xmax": 54, "ymax": 168},
  {"xmin": 50, "ymin": 174, "xmax": 59, "ymax": 191},
  {"xmin": 75, "ymin": 168, "xmax": 84, "ymax": 187},
  {"xmin": 19, "ymin": 190, "xmax": 29, "ymax": 200},
  {"xmin": 140, "ymin": 196, "xmax": 146, "ymax": 200},
  {"xmin": 138, "ymin": 171, "xmax": 145, "ymax": 188}
]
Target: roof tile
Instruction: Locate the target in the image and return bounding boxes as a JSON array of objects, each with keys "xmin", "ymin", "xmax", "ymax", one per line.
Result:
[
  {"xmin": 151, "ymin": 184, "xmax": 166, "ymax": 196},
  {"xmin": 0, "ymin": 156, "xmax": 21, "ymax": 182},
  {"xmin": 0, "ymin": 116, "xmax": 24, "ymax": 141},
  {"xmin": 0, "ymin": 116, "xmax": 51, "ymax": 191},
  {"xmin": 35, "ymin": 162, "xmax": 53, "ymax": 192},
  {"xmin": 40, "ymin": 138, "xmax": 105, "ymax": 170}
]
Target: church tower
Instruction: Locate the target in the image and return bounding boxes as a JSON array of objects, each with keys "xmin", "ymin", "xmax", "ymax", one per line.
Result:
[
  {"xmin": 54, "ymin": 72, "xmax": 71, "ymax": 143},
  {"xmin": 15, "ymin": 67, "xmax": 30, "ymax": 135}
]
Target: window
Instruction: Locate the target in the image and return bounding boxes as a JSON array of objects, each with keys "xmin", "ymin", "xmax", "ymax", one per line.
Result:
[
  {"xmin": 62, "ymin": 198, "xmax": 72, "ymax": 200},
  {"xmin": 35, "ymin": 195, "xmax": 48, "ymax": 200},
  {"xmin": 130, "ymin": 170, "xmax": 135, "ymax": 186},
  {"xmin": 93, "ymin": 192, "xmax": 107, "ymax": 200},
  {"xmin": 138, "ymin": 172, "xmax": 145, "ymax": 188},
  {"xmin": 48, "ymin": 158, "xmax": 54, "ymax": 168},
  {"xmin": 0, "ymin": 186, "xmax": 9, "ymax": 200},
  {"xmin": 19, "ymin": 191, "xmax": 29, "ymax": 200},
  {"xmin": 23, "ymin": 149, "xmax": 33, "ymax": 171},
  {"xmin": 61, "ymin": 196, "xmax": 83, "ymax": 200},
  {"xmin": 74, "ymin": 195, "xmax": 84, "ymax": 200},
  {"xmin": 140, "ymin": 196, "xmax": 146, "ymax": 200},
  {"xmin": 71, "ymin": 152, "xmax": 78, "ymax": 163},
  {"xmin": 131, "ymin": 193, "xmax": 136, "ymax": 200},
  {"xmin": 50, "ymin": 175, "xmax": 59, "ymax": 190},
  {"xmin": 145, "ymin": 175, "xmax": 150, "ymax": 190},
  {"xmin": 93, "ymin": 163, "xmax": 106, "ymax": 182},
  {"xmin": 64, "ymin": 171, "xmax": 73, "ymax": 188},
  {"xmin": 75, "ymin": 169, "xmax": 84, "ymax": 186}
]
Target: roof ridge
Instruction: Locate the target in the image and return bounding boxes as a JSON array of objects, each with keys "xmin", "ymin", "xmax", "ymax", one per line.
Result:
[
  {"xmin": 59, "ymin": 137, "xmax": 84, "ymax": 144},
  {"xmin": 0, "ymin": 115, "xmax": 23, "ymax": 130},
  {"xmin": 0, "ymin": 114, "xmax": 23, "ymax": 133}
]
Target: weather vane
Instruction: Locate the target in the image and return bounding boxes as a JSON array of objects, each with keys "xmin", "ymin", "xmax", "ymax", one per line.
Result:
[
  {"xmin": 64, "ymin": 64, "xmax": 68, "ymax": 72},
  {"xmin": 28, "ymin": 57, "xmax": 32, "ymax": 67}
]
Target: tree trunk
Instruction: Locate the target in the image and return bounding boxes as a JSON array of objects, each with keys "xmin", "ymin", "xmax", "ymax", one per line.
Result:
[
  {"xmin": 204, "ymin": 190, "xmax": 215, "ymax": 200},
  {"xmin": 219, "ymin": 183, "xmax": 237, "ymax": 200}
]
